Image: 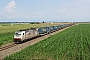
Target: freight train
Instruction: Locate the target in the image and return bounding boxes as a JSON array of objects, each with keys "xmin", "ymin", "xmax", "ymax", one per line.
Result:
[{"xmin": 14, "ymin": 23, "xmax": 74, "ymax": 43}]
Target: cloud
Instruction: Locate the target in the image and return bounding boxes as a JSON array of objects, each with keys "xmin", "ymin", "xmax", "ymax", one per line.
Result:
[
  {"xmin": 2, "ymin": 0, "xmax": 49, "ymax": 19},
  {"xmin": 61, "ymin": 0, "xmax": 90, "ymax": 8},
  {"xmin": 63, "ymin": 9, "xmax": 66, "ymax": 12},
  {"xmin": 6, "ymin": 15, "xmax": 16, "ymax": 18},
  {"xmin": 4, "ymin": 0, "xmax": 16, "ymax": 13},
  {"xmin": 2, "ymin": 0, "xmax": 17, "ymax": 18},
  {"xmin": 67, "ymin": 14, "xmax": 69, "ymax": 17},
  {"xmin": 55, "ymin": 16, "xmax": 60, "ymax": 18},
  {"xmin": 76, "ymin": 0, "xmax": 90, "ymax": 4},
  {"xmin": 38, "ymin": 15, "xmax": 43, "ymax": 18},
  {"xmin": 0, "ymin": 12, "xmax": 2, "ymax": 15}
]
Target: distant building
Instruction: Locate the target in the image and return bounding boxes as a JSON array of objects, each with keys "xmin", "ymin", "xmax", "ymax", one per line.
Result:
[
  {"xmin": 11, "ymin": 23, "xmax": 13, "ymax": 26},
  {"xmin": 12, "ymin": 23, "xmax": 29, "ymax": 24},
  {"xmin": 50, "ymin": 21, "xmax": 53, "ymax": 24}
]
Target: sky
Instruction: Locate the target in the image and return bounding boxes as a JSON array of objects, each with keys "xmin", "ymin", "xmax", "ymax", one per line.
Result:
[{"xmin": 0, "ymin": 0, "xmax": 90, "ymax": 22}]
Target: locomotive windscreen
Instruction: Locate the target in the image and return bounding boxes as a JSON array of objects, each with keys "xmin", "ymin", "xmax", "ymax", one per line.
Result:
[{"xmin": 15, "ymin": 33, "xmax": 21, "ymax": 36}]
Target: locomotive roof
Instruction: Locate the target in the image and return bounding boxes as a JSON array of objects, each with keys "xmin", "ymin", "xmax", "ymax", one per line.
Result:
[
  {"xmin": 19, "ymin": 29, "xmax": 30, "ymax": 31},
  {"xmin": 30, "ymin": 27, "xmax": 37, "ymax": 30}
]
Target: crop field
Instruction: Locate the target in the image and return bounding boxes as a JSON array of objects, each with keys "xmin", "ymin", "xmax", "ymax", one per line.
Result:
[
  {"xmin": 4, "ymin": 24, "xmax": 90, "ymax": 60},
  {"xmin": 0, "ymin": 23, "xmax": 63, "ymax": 46}
]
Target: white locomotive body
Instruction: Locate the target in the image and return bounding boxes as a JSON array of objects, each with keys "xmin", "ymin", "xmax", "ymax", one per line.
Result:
[{"xmin": 14, "ymin": 29, "xmax": 39, "ymax": 43}]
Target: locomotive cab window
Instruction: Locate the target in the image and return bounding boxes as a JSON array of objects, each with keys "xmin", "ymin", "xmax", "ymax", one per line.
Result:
[
  {"xmin": 23, "ymin": 33, "xmax": 24, "ymax": 35},
  {"xmin": 15, "ymin": 33, "xmax": 21, "ymax": 36}
]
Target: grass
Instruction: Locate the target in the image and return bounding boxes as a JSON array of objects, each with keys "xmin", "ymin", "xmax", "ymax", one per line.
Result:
[
  {"xmin": 0, "ymin": 23, "xmax": 61, "ymax": 46},
  {"xmin": 4, "ymin": 24, "xmax": 90, "ymax": 60}
]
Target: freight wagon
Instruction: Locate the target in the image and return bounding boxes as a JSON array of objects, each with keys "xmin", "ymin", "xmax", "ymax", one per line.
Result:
[
  {"xmin": 37, "ymin": 27, "xmax": 47, "ymax": 35},
  {"xmin": 50, "ymin": 26, "xmax": 58, "ymax": 32},
  {"xmin": 60, "ymin": 24, "xmax": 64, "ymax": 29},
  {"xmin": 46, "ymin": 26, "xmax": 51, "ymax": 34}
]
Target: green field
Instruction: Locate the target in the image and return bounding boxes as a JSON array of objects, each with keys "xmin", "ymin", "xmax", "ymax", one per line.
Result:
[
  {"xmin": 4, "ymin": 24, "xmax": 90, "ymax": 60},
  {"xmin": 0, "ymin": 23, "xmax": 60, "ymax": 46}
]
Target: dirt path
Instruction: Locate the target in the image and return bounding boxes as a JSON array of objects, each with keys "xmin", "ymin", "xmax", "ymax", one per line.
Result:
[{"xmin": 0, "ymin": 26, "xmax": 72, "ymax": 60}]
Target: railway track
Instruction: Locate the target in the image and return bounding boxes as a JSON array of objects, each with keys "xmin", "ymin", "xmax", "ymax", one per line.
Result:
[
  {"xmin": 0, "ymin": 25, "xmax": 74, "ymax": 52},
  {"xmin": 0, "ymin": 43, "xmax": 17, "ymax": 51},
  {"xmin": 0, "ymin": 25, "xmax": 74, "ymax": 60}
]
